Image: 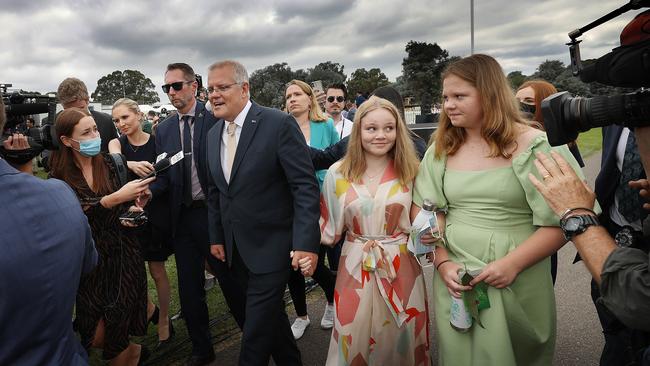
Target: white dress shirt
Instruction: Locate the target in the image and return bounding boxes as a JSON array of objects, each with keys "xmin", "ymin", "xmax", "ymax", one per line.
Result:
[{"xmin": 221, "ymin": 100, "xmax": 252, "ymax": 182}]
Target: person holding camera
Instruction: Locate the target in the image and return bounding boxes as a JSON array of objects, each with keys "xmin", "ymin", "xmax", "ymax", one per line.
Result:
[
  {"xmin": 49, "ymin": 107, "xmax": 154, "ymax": 365},
  {"xmin": 0, "ymin": 96, "xmax": 98, "ymax": 366},
  {"xmin": 530, "ymin": 149, "xmax": 650, "ymax": 365}
]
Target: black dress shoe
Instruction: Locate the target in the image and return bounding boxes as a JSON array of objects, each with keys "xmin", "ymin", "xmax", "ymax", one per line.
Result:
[
  {"xmin": 155, "ymin": 318, "xmax": 175, "ymax": 349},
  {"xmin": 184, "ymin": 353, "xmax": 215, "ymax": 366}
]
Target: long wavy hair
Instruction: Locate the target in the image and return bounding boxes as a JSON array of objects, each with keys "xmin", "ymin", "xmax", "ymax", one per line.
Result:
[
  {"xmin": 285, "ymin": 80, "xmax": 328, "ymax": 122},
  {"xmin": 49, "ymin": 108, "xmax": 113, "ymax": 195},
  {"xmin": 433, "ymin": 54, "xmax": 528, "ymax": 159},
  {"xmin": 517, "ymin": 80, "xmax": 557, "ymax": 128},
  {"xmin": 338, "ymin": 96, "xmax": 419, "ymax": 185}
]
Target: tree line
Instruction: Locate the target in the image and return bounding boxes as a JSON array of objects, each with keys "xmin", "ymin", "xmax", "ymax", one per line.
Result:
[{"xmin": 49, "ymin": 41, "xmax": 627, "ymax": 111}]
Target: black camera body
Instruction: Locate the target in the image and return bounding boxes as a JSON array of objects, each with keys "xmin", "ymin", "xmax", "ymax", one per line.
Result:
[
  {"xmin": 542, "ymin": 3, "xmax": 650, "ymax": 146},
  {"xmin": 0, "ymin": 84, "xmax": 59, "ymax": 164}
]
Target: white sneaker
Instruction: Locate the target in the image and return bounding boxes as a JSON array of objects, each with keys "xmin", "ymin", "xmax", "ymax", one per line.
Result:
[
  {"xmin": 291, "ymin": 316, "xmax": 310, "ymax": 340},
  {"xmin": 320, "ymin": 303, "xmax": 335, "ymax": 329}
]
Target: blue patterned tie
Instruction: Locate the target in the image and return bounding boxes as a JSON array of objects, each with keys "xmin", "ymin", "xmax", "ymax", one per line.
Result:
[
  {"xmin": 182, "ymin": 115, "xmax": 193, "ymax": 206},
  {"xmin": 615, "ymin": 131, "xmax": 646, "ymax": 223}
]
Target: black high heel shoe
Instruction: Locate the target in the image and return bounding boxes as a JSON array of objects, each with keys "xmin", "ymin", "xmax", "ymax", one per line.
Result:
[
  {"xmin": 147, "ymin": 306, "xmax": 159, "ymax": 325},
  {"xmin": 137, "ymin": 345, "xmax": 150, "ymax": 366},
  {"xmin": 156, "ymin": 318, "xmax": 174, "ymax": 349}
]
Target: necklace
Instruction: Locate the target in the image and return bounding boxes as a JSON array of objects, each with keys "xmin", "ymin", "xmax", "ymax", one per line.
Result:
[{"xmin": 127, "ymin": 141, "xmax": 140, "ymax": 153}]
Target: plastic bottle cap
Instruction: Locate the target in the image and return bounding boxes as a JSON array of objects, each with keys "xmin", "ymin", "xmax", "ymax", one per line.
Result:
[{"xmin": 422, "ymin": 199, "xmax": 435, "ymax": 212}]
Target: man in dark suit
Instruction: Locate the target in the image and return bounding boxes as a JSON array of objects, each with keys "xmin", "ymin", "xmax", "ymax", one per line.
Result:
[
  {"xmin": 149, "ymin": 63, "xmax": 244, "ymax": 366},
  {"xmin": 205, "ymin": 60, "xmax": 320, "ymax": 366},
  {"xmin": 0, "ymin": 97, "xmax": 98, "ymax": 365},
  {"xmin": 56, "ymin": 77, "xmax": 117, "ymax": 152},
  {"xmin": 592, "ymin": 125, "xmax": 648, "ymax": 365}
]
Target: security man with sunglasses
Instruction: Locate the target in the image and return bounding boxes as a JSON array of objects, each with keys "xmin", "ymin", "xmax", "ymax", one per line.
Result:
[
  {"xmin": 148, "ymin": 63, "xmax": 244, "ymax": 366},
  {"xmin": 324, "ymin": 83, "xmax": 353, "ymax": 139}
]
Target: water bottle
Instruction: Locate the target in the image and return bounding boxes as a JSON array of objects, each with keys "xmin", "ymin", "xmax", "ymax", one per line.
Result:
[
  {"xmin": 409, "ymin": 199, "xmax": 437, "ymax": 256},
  {"xmin": 450, "ymin": 269, "xmax": 472, "ymax": 332}
]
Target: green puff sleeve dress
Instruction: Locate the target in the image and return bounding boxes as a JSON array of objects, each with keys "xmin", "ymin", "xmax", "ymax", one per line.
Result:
[{"xmin": 413, "ymin": 134, "xmax": 587, "ymax": 366}]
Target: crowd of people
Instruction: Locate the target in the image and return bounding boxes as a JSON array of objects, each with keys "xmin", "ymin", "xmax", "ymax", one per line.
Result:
[{"xmin": 1, "ymin": 53, "xmax": 649, "ymax": 366}]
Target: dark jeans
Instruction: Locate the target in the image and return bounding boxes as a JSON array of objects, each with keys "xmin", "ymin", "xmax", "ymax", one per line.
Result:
[{"xmin": 288, "ymin": 245, "xmax": 336, "ymax": 316}]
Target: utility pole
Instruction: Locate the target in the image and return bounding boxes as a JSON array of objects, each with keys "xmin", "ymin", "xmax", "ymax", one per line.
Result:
[{"xmin": 470, "ymin": 0, "xmax": 475, "ymax": 54}]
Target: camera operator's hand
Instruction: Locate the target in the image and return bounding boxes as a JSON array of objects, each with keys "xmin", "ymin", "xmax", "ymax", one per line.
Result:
[
  {"xmin": 629, "ymin": 179, "xmax": 650, "ymax": 211},
  {"xmin": 529, "ymin": 150, "xmax": 596, "ymax": 216},
  {"xmin": 100, "ymin": 177, "xmax": 155, "ymax": 208},
  {"xmin": 2, "ymin": 133, "xmax": 29, "ymax": 150},
  {"xmin": 127, "ymin": 161, "xmax": 154, "ymax": 178}
]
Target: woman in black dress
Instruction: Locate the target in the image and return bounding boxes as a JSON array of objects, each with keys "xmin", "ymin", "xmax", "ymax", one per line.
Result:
[
  {"xmin": 49, "ymin": 108, "xmax": 153, "ymax": 364},
  {"xmin": 109, "ymin": 98, "xmax": 174, "ymax": 346}
]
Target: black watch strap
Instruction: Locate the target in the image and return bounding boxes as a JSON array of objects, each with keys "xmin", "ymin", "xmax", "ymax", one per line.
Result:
[{"xmin": 560, "ymin": 214, "xmax": 600, "ymax": 241}]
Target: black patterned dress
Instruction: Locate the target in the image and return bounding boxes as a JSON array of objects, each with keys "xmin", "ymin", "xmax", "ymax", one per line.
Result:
[{"xmin": 72, "ymin": 154, "xmax": 147, "ymax": 360}]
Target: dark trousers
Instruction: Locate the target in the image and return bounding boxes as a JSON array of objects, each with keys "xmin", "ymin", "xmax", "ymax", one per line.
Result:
[
  {"xmin": 174, "ymin": 205, "xmax": 245, "ymax": 357},
  {"xmin": 230, "ymin": 245, "xmax": 302, "ymax": 366},
  {"xmin": 288, "ymin": 245, "xmax": 335, "ymax": 316}
]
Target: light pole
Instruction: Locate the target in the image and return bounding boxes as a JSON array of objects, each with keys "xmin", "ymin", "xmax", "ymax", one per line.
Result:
[{"xmin": 470, "ymin": 0, "xmax": 475, "ymax": 54}]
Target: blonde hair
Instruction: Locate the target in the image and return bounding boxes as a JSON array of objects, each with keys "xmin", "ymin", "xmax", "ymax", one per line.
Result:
[
  {"xmin": 285, "ymin": 80, "xmax": 327, "ymax": 123},
  {"xmin": 112, "ymin": 98, "xmax": 142, "ymax": 116},
  {"xmin": 433, "ymin": 54, "xmax": 528, "ymax": 159},
  {"xmin": 338, "ymin": 96, "xmax": 419, "ymax": 185}
]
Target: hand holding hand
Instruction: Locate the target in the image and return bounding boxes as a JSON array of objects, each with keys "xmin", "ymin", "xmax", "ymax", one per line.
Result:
[
  {"xmin": 469, "ymin": 257, "xmax": 520, "ymax": 289},
  {"xmin": 437, "ymin": 261, "xmax": 472, "ymax": 298},
  {"xmin": 210, "ymin": 244, "xmax": 226, "ymax": 262},
  {"xmin": 291, "ymin": 250, "xmax": 318, "ymax": 277}
]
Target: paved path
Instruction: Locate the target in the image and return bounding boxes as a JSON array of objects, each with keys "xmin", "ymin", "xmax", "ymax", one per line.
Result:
[{"xmin": 213, "ymin": 153, "xmax": 605, "ymax": 366}]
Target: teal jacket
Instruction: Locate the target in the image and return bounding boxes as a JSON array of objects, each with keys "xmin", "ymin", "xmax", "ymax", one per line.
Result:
[{"xmin": 309, "ymin": 118, "xmax": 339, "ymax": 188}]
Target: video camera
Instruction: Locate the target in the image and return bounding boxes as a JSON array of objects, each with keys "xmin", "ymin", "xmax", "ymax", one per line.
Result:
[
  {"xmin": 542, "ymin": 0, "xmax": 650, "ymax": 146},
  {"xmin": 0, "ymin": 83, "xmax": 59, "ymax": 165}
]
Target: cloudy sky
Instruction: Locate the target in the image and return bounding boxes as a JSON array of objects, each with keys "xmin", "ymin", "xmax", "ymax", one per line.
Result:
[{"xmin": 2, "ymin": 0, "xmax": 641, "ymax": 102}]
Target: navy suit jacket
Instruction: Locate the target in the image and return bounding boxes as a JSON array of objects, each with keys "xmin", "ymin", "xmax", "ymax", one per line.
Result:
[
  {"xmin": 150, "ymin": 101, "xmax": 216, "ymax": 236},
  {"xmin": 0, "ymin": 159, "xmax": 97, "ymax": 365},
  {"xmin": 595, "ymin": 126, "xmax": 625, "ymax": 214},
  {"xmin": 206, "ymin": 102, "xmax": 321, "ymax": 274}
]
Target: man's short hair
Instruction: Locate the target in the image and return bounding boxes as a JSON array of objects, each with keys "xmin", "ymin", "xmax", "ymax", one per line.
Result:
[
  {"xmin": 57, "ymin": 77, "xmax": 89, "ymax": 105},
  {"xmin": 327, "ymin": 83, "xmax": 348, "ymax": 100},
  {"xmin": 147, "ymin": 110, "xmax": 157, "ymax": 117},
  {"xmin": 166, "ymin": 63, "xmax": 196, "ymax": 82},
  {"xmin": 208, "ymin": 60, "xmax": 249, "ymax": 84}
]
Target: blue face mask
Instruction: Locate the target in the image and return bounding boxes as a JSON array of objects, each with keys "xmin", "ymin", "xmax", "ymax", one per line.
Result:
[{"xmin": 73, "ymin": 137, "xmax": 102, "ymax": 157}]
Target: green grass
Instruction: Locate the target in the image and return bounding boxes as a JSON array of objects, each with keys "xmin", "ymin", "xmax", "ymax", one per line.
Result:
[{"xmin": 576, "ymin": 127, "xmax": 603, "ymax": 158}]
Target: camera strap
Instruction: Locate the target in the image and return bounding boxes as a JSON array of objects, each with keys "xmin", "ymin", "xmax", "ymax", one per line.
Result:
[{"xmin": 109, "ymin": 153, "xmax": 128, "ymax": 188}]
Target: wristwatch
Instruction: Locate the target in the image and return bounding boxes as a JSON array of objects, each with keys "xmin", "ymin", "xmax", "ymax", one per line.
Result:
[{"xmin": 560, "ymin": 214, "xmax": 600, "ymax": 240}]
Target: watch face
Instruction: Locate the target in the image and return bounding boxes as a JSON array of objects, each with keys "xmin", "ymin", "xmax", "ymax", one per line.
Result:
[{"xmin": 564, "ymin": 217, "xmax": 582, "ymax": 231}]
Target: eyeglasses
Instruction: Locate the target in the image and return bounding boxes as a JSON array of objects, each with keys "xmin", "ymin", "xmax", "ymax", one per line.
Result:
[
  {"xmin": 161, "ymin": 81, "xmax": 193, "ymax": 94},
  {"xmin": 327, "ymin": 96, "xmax": 345, "ymax": 103},
  {"xmin": 207, "ymin": 83, "xmax": 239, "ymax": 94}
]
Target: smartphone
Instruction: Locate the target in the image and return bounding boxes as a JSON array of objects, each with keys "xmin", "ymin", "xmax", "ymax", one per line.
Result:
[
  {"xmin": 119, "ymin": 210, "xmax": 148, "ymax": 225},
  {"xmin": 311, "ymin": 80, "xmax": 324, "ymax": 93}
]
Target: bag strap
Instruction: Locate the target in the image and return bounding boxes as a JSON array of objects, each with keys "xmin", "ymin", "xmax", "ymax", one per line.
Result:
[{"xmin": 109, "ymin": 153, "xmax": 128, "ymax": 188}]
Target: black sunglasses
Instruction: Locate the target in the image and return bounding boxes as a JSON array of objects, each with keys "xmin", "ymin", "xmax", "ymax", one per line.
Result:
[
  {"xmin": 327, "ymin": 96, "xmax": 345, "ymax": 103},
  {"xmin": 162, "ymin": 81, "xmax": 193, "ymax": 93}
]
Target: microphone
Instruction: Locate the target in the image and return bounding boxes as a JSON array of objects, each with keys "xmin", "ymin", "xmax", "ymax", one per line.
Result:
[{"xmin": 140, "ymin": 150, "xmax": 187, "ymax": 180}]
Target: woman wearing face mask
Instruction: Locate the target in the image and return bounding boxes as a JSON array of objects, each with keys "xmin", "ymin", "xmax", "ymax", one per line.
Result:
[
  {"xmin": 515, "ymin": 80, "xmax": 584, "ymax": 167},
  {"xmin": 320, "ymin": 97, "xmax": 428, "ymax": 365},
  {"xmin": 50, "ymin": 108, "xmax": 154, "ymax": 365},
  {"xmin": 109, "ymin": 98, "xmax": 174, "ymax": 348},
  {"xmin": 284, "ymin": 80, "xmax": 339, "ymax": 339}
]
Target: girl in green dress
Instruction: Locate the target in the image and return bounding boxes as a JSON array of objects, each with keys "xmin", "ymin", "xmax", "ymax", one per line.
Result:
[{"xmin": 412, "ymin": 54, "xmax": 585, "ymax": 365}]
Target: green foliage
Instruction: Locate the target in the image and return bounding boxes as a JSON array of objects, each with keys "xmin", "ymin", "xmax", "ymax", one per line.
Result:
[
  {"xmin": 249, "ymin": 62, "xmax": 297, "ymax": 109},
  {"xmin": 92, "ymin": 70, "xmax": 159, "ymax": 105},
  {"xmin": 507, "ymin": 71, "xmax": 527, "ymax": 90},
  {"xmin": 402, "ymin": 41, "xmax": 457, "ymax": 114},
  {"xmin": 346, "ymin": 68, "xmax": 390, "ymax": 98},
  {"xmin": 306, "ymin": 61, "xmax": 346, "ymax": 88},
  {"xmin": 531, "ymin": 60, "xmax": 566, "ymax": 82}
]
